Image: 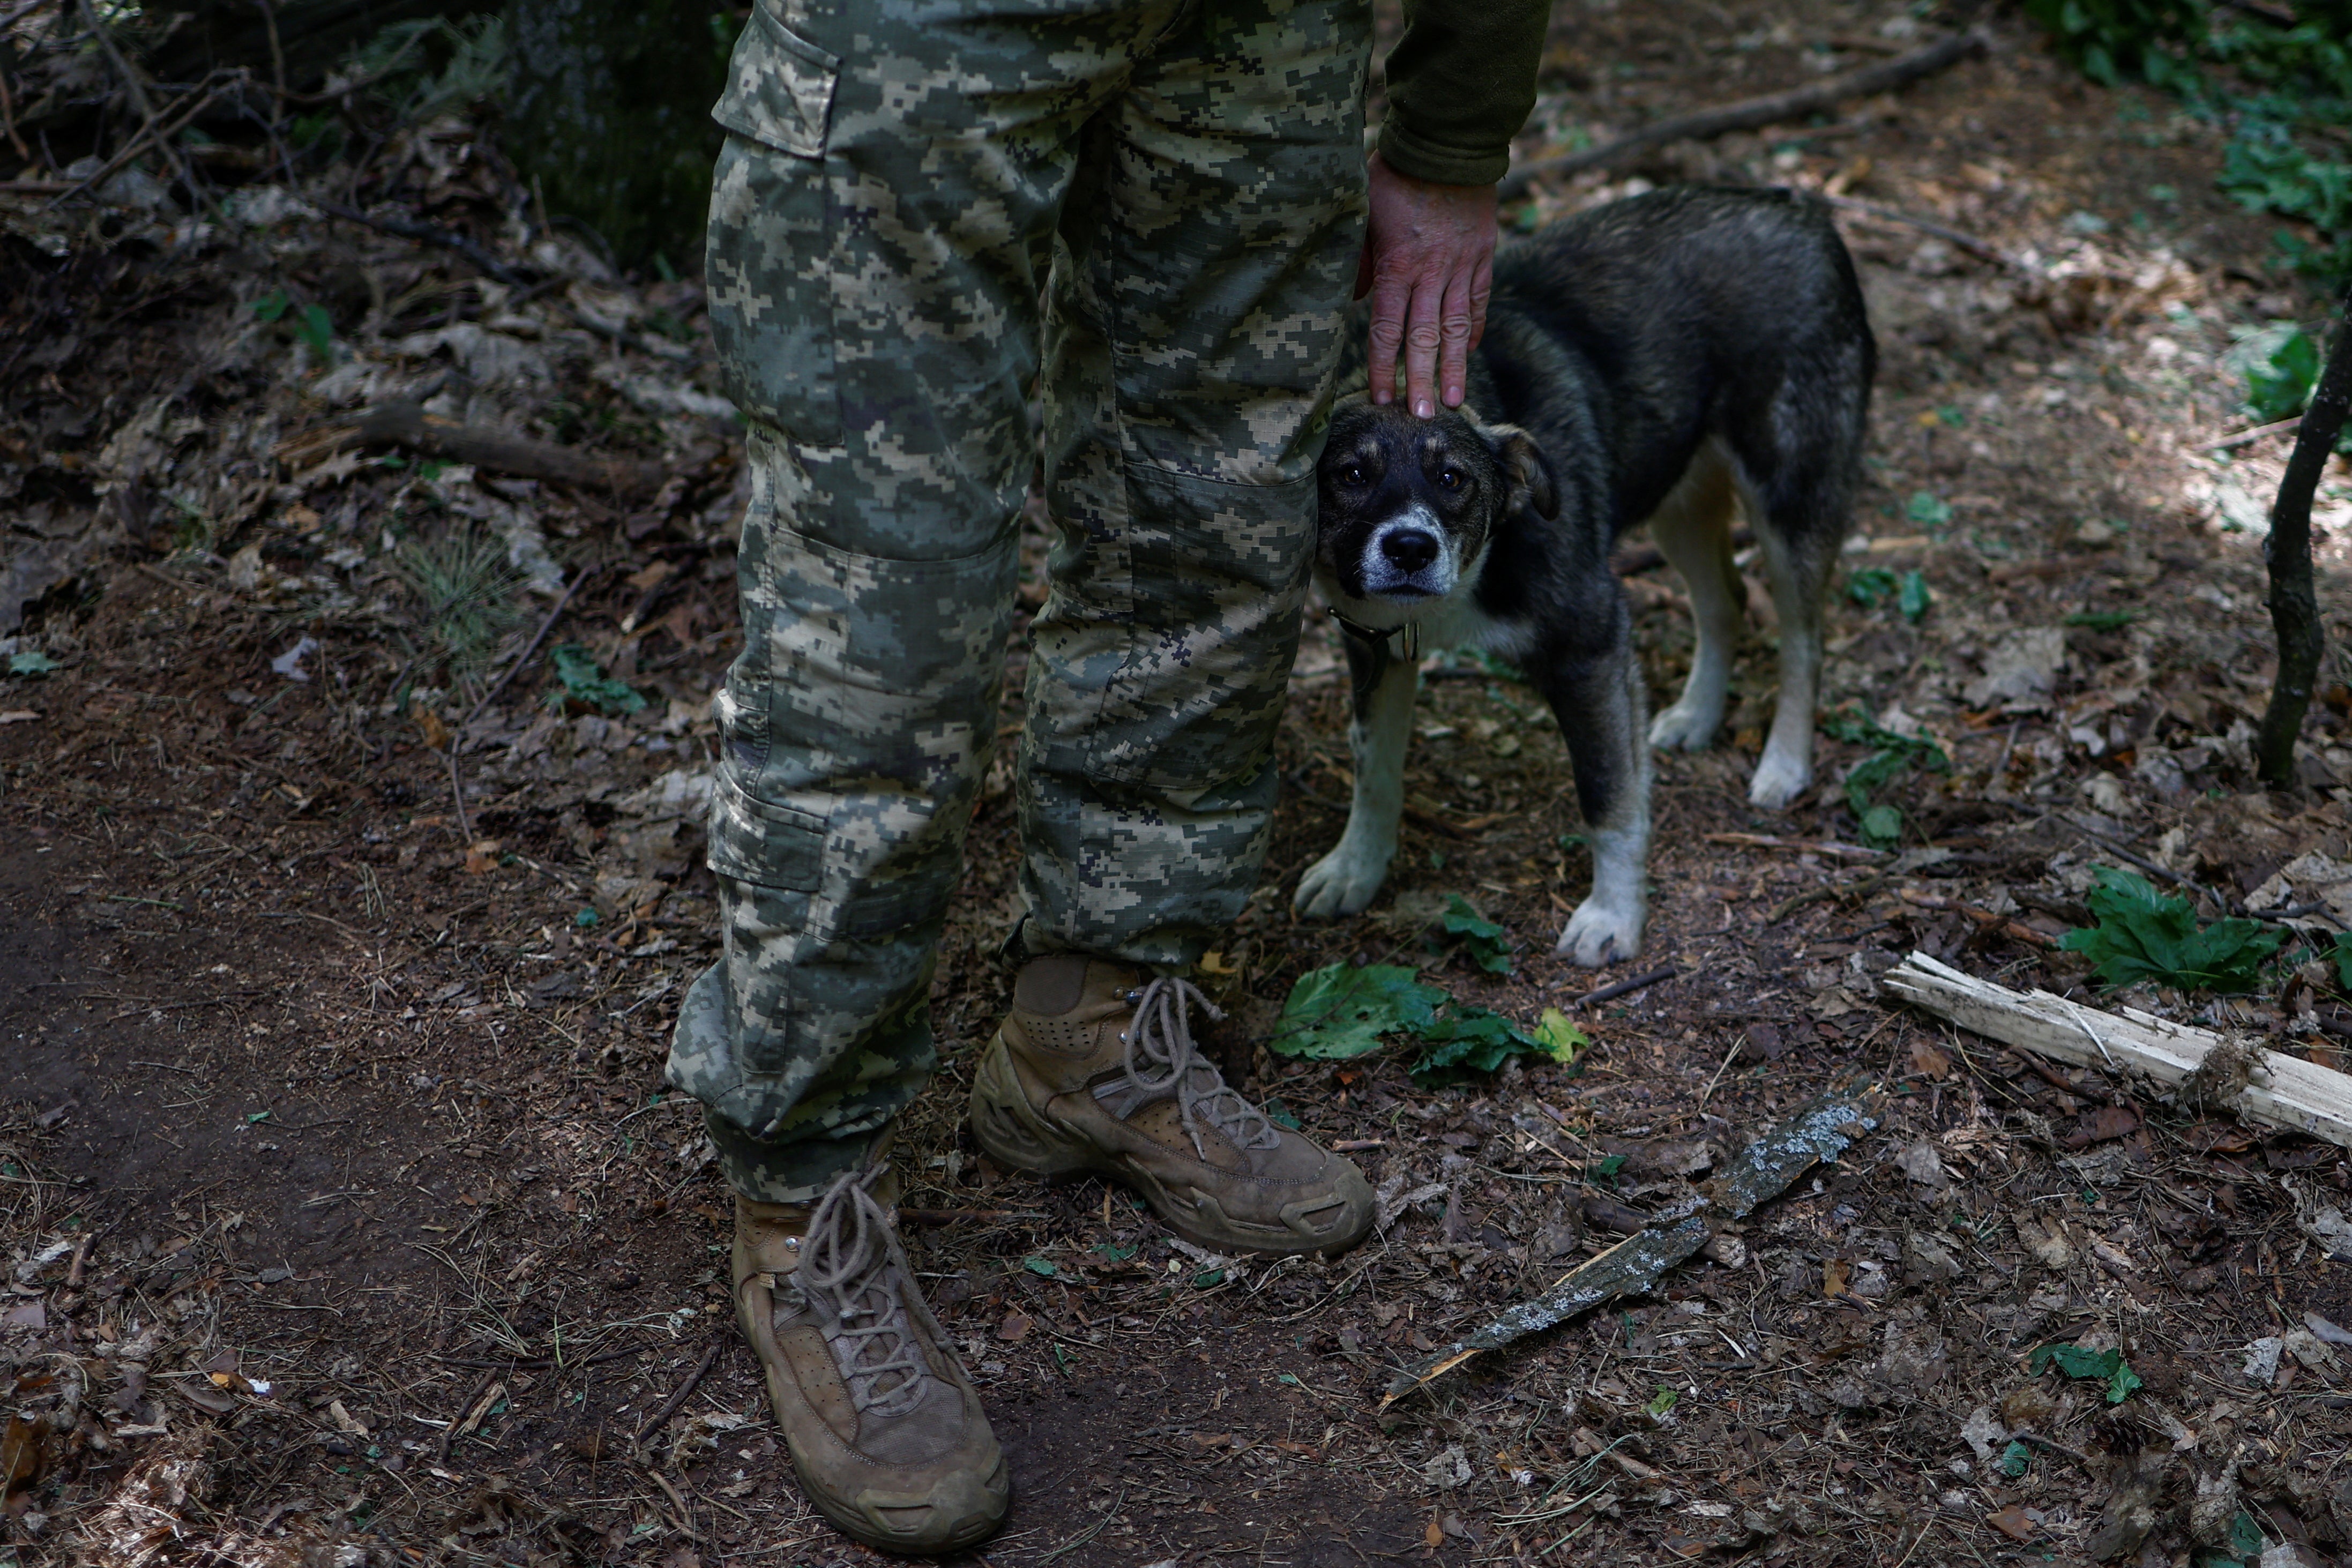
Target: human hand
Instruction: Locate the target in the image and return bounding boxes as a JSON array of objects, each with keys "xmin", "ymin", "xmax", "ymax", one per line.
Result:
[{"xmin": 1354, "ymin": 150, "xmax": 1498, "ymax": 419}]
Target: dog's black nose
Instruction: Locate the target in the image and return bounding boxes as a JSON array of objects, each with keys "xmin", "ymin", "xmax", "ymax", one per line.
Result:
[{"xmin": 1380, "ymin": 529, "xmax": 1439, "ymax": 571}]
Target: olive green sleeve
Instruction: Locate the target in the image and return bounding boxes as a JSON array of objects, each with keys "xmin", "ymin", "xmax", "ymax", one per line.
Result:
[{"xmin": 1375, "ymin": 0, "xmax": 1549, "ymax": 188}]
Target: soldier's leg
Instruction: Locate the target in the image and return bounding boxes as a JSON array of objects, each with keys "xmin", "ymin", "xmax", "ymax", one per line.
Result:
[
  {"xmin": 1017, "ymin": 0, "xmax": 1373, "ymax": 964},
  {"xmin": 675, "ymin": 0, "xmax": 1177, "ymax": 1201},
  {"xmin": 966, "ymin": 0, "xmax": 1381, "ymax": 1260},
  {"xmin": 671, "ymin": 2, "xmax": 1184, "ymax": 1549}
]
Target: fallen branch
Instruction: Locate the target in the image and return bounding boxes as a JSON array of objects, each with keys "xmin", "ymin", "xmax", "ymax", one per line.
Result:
[
  {"xmin": 1380, "ymin": 1091, "xmax": 1874, "ymax": 1406},
  {"xmin": 2199, "ymin": 413, "xmax": 2303, "ymax": 452},
  {"xmin": 1705, "ymin": 831, "xmax": 1885, "ymax": 861},
  {"xmin": 634, "ymin": 1339, "xmax": 721, "ymax": 1444},
  {"xmin": 1896, "ymin": 887, "xmax": 2057, "ymax": 949},
  {"xmin": 1568, "ymin": 965, "xmax": 1678, "ymax": 1009},
  {"xmin": 315, "ymin": 200, "xmax": 529, "ymax": 285},
  {"xmin": 1883, "ymin": 951, "xmax": 2352, "ymax": 1148},
  {"xmin": 279, "ymin": 401, "xmax": 666, "ymax": 496},
  {"xmin": 1498, "ymin": 26, "xmax": 1990, "ymax": 200},
  {"xmin": 1822, "ymin": 193, "xmax": 2030, "ymax": 272}
]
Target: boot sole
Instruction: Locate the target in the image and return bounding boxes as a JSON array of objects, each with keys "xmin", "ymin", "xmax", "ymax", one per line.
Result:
[{"xmin": 969, "ymin": 1031, "xmax": 1370, "ymax": 1257}]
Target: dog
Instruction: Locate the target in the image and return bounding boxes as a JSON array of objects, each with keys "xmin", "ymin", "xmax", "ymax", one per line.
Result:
[{"xmin": 1294, "ymin": 185, "xmax": 1875, "ymax": 965}]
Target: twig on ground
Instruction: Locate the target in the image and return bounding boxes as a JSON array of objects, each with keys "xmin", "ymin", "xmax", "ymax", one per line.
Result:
[
  {"xmin": 1897, "ymin": 887, "xmax": 2057, "ymax": 949},
  {"xmin": 1568, "ymin": 966, "xmax": 1678, "ymax": 1009},
  {"xmin": 1821, "ymin": 193, "xmax": 2031, "ymax": 271},
  {"xmin": 2200, "ymin": 413, "xmax": 2304, "ymax": 451},
  {"xmin": 436, "ymin": 1369, "xmax": 496, "ymax": 1464},
  {"xmin": 316, "ymin": 200, "xmax": 529, "ymax": 284},
  {"xmin": 1705, "ymin": 831, "xmax": 1885, "ymax": 860},
  {"xmin": 1768, "ymin": 872, "xmax": 1886, "ymax": 924},
  {"xmin": 634, "ymin": 1339, "xmax": 721, "ymax": 1443},
  {"xmin": 1498, "ymin": 25, "xmax": 1990, "ymax": 200},
  {"xmin": 2058, "ymin": 814, "xmax": 2235, "ymax": 916}
]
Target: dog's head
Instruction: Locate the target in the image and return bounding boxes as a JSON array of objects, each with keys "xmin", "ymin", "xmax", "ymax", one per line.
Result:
[{"xmin": 1316, "ymin": 397, "xmax": 1558, "ymax": 604}]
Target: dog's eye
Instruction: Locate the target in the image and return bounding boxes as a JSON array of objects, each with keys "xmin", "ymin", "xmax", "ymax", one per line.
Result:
[
  {"xmin": 1437, "ymin": 467, "xmax": 1465, "ymax": 491},
  {"xmin": 1340, "ymin": 463, "xmax": 1367, "ymax": 486}
]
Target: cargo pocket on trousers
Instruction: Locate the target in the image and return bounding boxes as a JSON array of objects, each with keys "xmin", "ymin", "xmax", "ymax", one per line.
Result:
[
  {"xmin": 705, "ymin": 771, "xmax": 825, "ymax": 893},
  {"xmin": 705, "ymin": 1, "xmax": 843, "ymax": 446}
]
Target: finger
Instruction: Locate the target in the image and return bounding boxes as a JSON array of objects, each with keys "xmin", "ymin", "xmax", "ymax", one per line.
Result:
[
  {"xmin": 1367, "ymin": 270, "xmax": 1411, "ymax": 406},
  {"xmin": 1465, "ymin": 250, "xmax": 1495, "ymax": 355},
  {"xmin": 1437, "ymin": 260, "xmax": 1476, "ymax": 409},
  {"xmin": 1353, "ymin": 236, "xmax": 1373, "ymax": 303},
  {"xmin": 1402, "ymin": 263, "xmax": 1446, "ymax": 420}
]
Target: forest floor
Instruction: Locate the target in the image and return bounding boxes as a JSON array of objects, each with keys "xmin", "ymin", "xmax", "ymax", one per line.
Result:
[{"xmin": 7, "ymin": 1, "xmax": 2352, "ymax": 1566}]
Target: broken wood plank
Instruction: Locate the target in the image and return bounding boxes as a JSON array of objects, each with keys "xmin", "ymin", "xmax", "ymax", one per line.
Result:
[
  {"xmin": 1883, "ymin": 951, "xmax": 2352, "ymax": 1148},
  {"xmin": 275, "ymin": 401, "xmax": 667, "ymax": 496},
  {"xmin": 1379, "ymin": 1092, "xmax": 1875, "ymax": 1407}
]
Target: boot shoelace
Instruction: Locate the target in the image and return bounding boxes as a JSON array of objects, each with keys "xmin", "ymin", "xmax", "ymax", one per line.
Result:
[
  {"xmin": 1121, "ymin": 975, "xmax": 1281, "ymax": 1160},
  {"xmin": 797, "ymin": 1164, "xmax": 930, "ymax": 1419}
]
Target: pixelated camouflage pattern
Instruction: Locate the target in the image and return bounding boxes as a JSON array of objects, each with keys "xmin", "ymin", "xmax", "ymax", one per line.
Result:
[{"xmin": 671, "ymin": 0, "xmax": 1370, "ymax": 1200}]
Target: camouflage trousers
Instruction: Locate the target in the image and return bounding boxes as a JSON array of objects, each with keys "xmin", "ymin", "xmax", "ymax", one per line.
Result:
[{"xmin": 667, "ymin": 0, "xmax": 1372, "ymax": 1200}]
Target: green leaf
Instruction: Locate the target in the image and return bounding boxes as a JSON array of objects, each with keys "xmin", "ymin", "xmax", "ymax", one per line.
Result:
[
  {"xmin": 1532, "ymin": 1007, "xmax": 1588, "ymax": 1066},
  {"xmin": 7, "ymin": 651, "xmax": 58, "ymax": 676},
  {"xmin": 1859, "ymin": 803, "xmax": 1903, "ymax": 847},
  {"xmin": 245, "ymin": 1110, "xmax": 273, "ymax": 1124},
  {"xmin": 1409, "ymin": 1005, "xmax": 1545, "ymax": 1079},
  {"xmin": 1847, "ymin": 566, "xmax": 1899, "ymax": 608},
  {"xmin": 1260, "ymin": 1096, "xmax": 1303, "ymax": 1131},
  {"xmin": 2330, "ymin": 931, "xmax": 2352, "ymax": 990},
  {"xmin": 2028, "ymin": 1340, "xmax": 2142, "ymax": 1402},
  {"xmin": 2228, "ymin": 320, "xmax": 2323, "ymax": 424},
  {"xmin": 1193, "ymin": 1268, "xmax": 1226, "ymax": 1289},
  {"xmin": 2057, "ymin": 866, "xmax": 2283, "ymax": 991},
  {"xmin": 1021, "ymin": 1256, "xmax": 1057, "ymax": 1279},
  {"xmin": 1898, "ymin": 569, "xmax": 1932, "ymax": 623},
  {"xmin": 1091, "ymin": 1241, "xmax": 1138, "ymax": 1262},
  {"xmin": 1267, "ymin": 964, "xmax": 1446, "ymax": 1060},
  {"xmin": 1999, "ymin": 1439, "xmax": 2033, "ymax": 1477},
  {"xmin": 2228, "ymin": 1510, "xmax": 2267, "ymax": 1558},
  {"xmin": 545, "ymin": 643, "xmax": 648, "ymax": 715},
  {"xmin": 251, "ymin": 289, "xmax": 292, "ymax": 322},
  {"xmin": 1588, "ymin": 1153, "xmax": 1627, "ymax": 1187},
  {"xmin": 1645, "ymin": 1385, "xmax": 1679, "ymax": 1416},
  {"xmin": 295, "ymin": 303, "xmax": 335, "ymax": 357},
  {"xmin": 1440, "ymin": 894, "xmax": 1514, "ymax": 974},
  {"xmin": 573, "ymin": 907, "xmax": 600, "ymax": 928},
  {"xmin": 1906, "ymin": 490, "xmax": 1953, "ymax": 528}
]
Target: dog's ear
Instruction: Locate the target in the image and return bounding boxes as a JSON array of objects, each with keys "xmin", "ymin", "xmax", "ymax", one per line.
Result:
[{"xmin": 1488, "ymin": 424, "xmax": 1558, "ymax": 521}]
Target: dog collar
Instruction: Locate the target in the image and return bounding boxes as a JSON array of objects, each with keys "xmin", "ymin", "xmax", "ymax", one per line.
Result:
[{"xmin": 1327, "ymin": 608, "xmax": 1421, "ymax": 663}]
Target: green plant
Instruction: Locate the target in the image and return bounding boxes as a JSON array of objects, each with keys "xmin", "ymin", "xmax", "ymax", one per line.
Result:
[
  {"xmin": 2057, "ymin": 866, "xmax": 2283, "ymax": 990},
  {"xmin": 2029, "ymin": 1340, "xmax": 2145, "ymax": 1403},
  {"xmin": 1438, "ymin": 895, "xmax": 1514, "ymax": 974},
  {"xmin": 343, "ymin": 15, "xmax": 508, "ymax": 123},
  {"xmin": 1847, "ymin": 567, "xmax": 1899, "ymax": 608},
  {"xmin": 2228, "ymin": 321, "xmax": 2352, "ymax": 450},
  {"xmin": 546, "ymin": 644, "xmax": 647, "ymax": 715},
  {"xmin": 6, "ymin": 652, "xmax": 58, "ymax": 677},
  {"xmin": 390, "ymin": 526, "xmax": 527, "ymax": 691},
  {"xmin": 1819, "ymin": 707, "xmax": 1951, "ymax": 848},
  {"xmin": 1266, "ymin": 964, "xmax": 1582, "ymax": 1078}
]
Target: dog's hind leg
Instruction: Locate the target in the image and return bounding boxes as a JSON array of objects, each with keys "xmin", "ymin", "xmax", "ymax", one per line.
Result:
[
  {"xmin": 1644, "ymin": 440, "xmax": 1745, "ymax": 755},
  {"xmin": 1747, "ymin": 512, "xmax": 1836, "ymax": 809},
  {"xmin": 1295, "ymin": 628, "xmax": 1417, "ymax": 919},
  {"xmin": 1541, "ymin": 639, "xmax": 1652, "ymax": 967}
]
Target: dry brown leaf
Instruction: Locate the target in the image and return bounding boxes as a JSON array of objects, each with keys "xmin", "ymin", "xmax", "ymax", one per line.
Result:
[
  {"xmin": 415, "ymin": 708, "xmax": 452, "ymax": 749},
  {"xmin": 1909, "ymin": 1039, "xmax": 1953, "ymax": 1079},
  {"xmin": 995, "ymin": 1311, "xmax": 1032, "ymax": 1343},
  {"xmin": 1823, "ymin": 1257, "xmax": 1853, "ymax": 1298},
  {"xmin": 1424, "ymin": 1516, "xmax": 1444, "ymax": 1549},
  {"xmin": 1985, "ymin": 1504, "xmax": 2034, "ymax": 1541}
]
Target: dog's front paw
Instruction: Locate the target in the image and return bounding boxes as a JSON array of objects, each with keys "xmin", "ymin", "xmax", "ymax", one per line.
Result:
[
  {"xmin": 1555, "ymin": 897, "xmax": 1644, "ymax": 968},
  {"xmin": 1648, "ymin": 699, "xmax": 1721, "ymax": 753},
  {"xmin": 1294, "ymin": 840, "xmax": 1392, "ymax": 920},
  {"xmin": 1747, "ymin": 746, "xmax": 1811, "ymax": 809}
]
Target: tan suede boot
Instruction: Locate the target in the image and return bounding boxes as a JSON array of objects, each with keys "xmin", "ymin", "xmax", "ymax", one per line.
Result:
[
  {"xmin": 970, "ymin": 956, "xmax": 1375, "ymax": 1256},
  {"xmin": 733, "ymin": 1165, "xmax": 1007, "ymax": 1555}
]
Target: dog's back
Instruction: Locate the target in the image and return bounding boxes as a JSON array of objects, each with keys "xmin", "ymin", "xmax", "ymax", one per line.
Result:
[{"xmin": 1470, "ymin": 185, "xmax": 1876, "ymax": 551}]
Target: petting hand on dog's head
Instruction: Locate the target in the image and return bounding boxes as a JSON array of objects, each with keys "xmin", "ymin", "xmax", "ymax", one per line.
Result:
[{"xmin": 1356, "ymin": 151, "xmax": 1498, "ymax": 422}]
